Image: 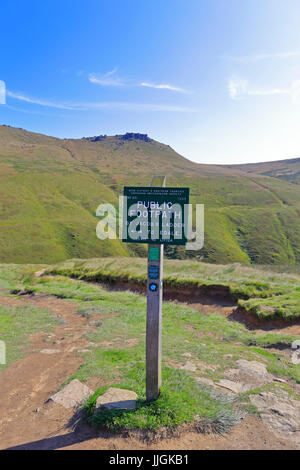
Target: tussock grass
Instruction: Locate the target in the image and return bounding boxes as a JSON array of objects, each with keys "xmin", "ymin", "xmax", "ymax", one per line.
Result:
[{"xmin": 85, "ymin": 367, "xmax": 240, "ymax": 435}]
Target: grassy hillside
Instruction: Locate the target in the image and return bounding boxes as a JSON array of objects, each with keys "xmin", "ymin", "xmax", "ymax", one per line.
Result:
[
  {"xmin": 226, "ymin": 157, "xmax": 300, "ymax": 185},
  {"xmin": 1, "ymin": 124, "xmax": 300, "ymax": 264}
]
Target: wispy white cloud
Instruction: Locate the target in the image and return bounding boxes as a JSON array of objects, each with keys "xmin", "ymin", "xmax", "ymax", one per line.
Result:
[
  {"xmin": 223, "ymin": 52, "xmax": 300, "ymax": 64},
  {"xmin": 0, "ymin": 80, "xmax": 6, "ymax": 104},
  {"xmin": 6, "ymin": 89, "xmax": 196, "ymax": 113},
  {"xmin": 228, "ymin": 77, "xmax": 299, "ymax": 102},
  {"xmin": 88, "ymin": 68, "xmax": 126, "ymax": 87},
  {"xmin": 247, "ymin": 88, "xmax": 290, "ymax": 96},
  {"xmin": 4, "ymin": 103, "xmax": 68, "ymax": 117},
  {"xmin": 81, "ymin": 102, "xmax": 196, "ymax": 112},
  {"xmin": 139, "ymin": 82, "xmax": 188, "ymax": 93},
  {"xmin": 6, "ymin": 90, "xmax": 76, "ymax": 109},
  {"xmin": 88, "ymin": 69, "xmax": 188, "ymax": 93}
]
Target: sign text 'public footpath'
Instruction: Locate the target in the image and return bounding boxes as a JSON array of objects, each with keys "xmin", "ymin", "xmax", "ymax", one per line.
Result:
[{"xmin": 123, "ymin": 186, "xmax": 190, "ymax": 245}]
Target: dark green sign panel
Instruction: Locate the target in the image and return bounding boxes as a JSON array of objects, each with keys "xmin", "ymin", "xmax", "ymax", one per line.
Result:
[{"xmin": 122, "ymin": 186, "xmax": 190, "ymax": 245}]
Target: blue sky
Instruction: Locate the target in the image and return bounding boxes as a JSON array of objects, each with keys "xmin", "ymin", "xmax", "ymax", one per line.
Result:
[{"xmin": 1, "ymin": 0, "xmax": 300, "ymax": 164}]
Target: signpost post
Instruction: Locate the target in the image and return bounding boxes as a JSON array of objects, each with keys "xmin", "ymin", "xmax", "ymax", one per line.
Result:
[
  {"xmin": 146, "ymin": 242, "xmax": 163, "ymax": 401},
  {"xmin": 146, "ymin": 176, "xmax": 165, "ymax": 401},
  {"xmin": 122, "ymin": 177, "xmax": 189, "ymax": 401}
]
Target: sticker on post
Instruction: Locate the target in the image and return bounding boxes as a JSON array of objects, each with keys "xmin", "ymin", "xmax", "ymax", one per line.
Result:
[
  {"xmin": 148, "ymin": 265, "xmax": 159, "ymax": 279},
  {"xmin": 149, "ymin": 246, "xmax": 160, "ymax": 261},
  {"xmin": 149, "ymin": 282, "xmax": 158, "ymax": 292}
]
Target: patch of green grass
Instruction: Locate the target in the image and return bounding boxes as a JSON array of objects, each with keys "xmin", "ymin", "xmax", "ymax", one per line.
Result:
[
  {"xmin": 0, "ymin": 303, "xmax": 59, "ymax": 369},
  {"xmin": 86, "ymin": 366, "xmax": 239, "ymax": 434},
  {"xmin": 0, "ymin": 264, "xmax": 27, "ymax": 292},
  {"xmin": 238, "ymin": 293, "xmax": 300, "ymax": 321},
  {"xmin": 45, "ymin": 257, "xmax": 300, "ymax": 321},
  {"xmin": 19, "ymin": 272, "xmax": 300, "ymax": 385},
  {"xmin": 28, "ymin": 275, "xmax": 108, "ymax": 301},
  {"xmin": 239, "ymin": 382, "xmax": 300, "ymax": 402}
]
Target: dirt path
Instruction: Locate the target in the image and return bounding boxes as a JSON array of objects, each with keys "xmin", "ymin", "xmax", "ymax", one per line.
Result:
[
  {"xmin": 0, "ymin": 292, "xmax": 298, "ymax": 450},
  {"xmin": 0, "ymin": 293, "xmax": 98, "ymax": 450}
]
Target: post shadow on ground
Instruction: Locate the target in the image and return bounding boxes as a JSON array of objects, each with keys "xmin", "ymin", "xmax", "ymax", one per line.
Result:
[
  {"xmin": 3, "ymin": 409, "xmax": 112, "ymax": 450},
  {"xmin": 4, "ymin": 403, "xmax": 149, "ymax": 450}
]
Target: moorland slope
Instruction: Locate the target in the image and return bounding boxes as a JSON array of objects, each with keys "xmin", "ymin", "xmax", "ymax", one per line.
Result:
[{"xmin": 1, "ymin": 124, "xmax": 300, "ymax": 264}]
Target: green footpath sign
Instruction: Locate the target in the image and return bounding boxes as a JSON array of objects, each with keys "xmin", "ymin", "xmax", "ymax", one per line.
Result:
[
  {"xmin": 122, "ymin": 179, "xmax": 191, "ymax": 402},
  {"xmin": 123, "ymin": 186, "xmax": 190, "ymax": 245}
]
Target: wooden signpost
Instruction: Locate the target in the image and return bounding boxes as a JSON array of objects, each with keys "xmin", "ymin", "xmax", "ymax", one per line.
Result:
[{"xmin": 123, "ymin": 177, "xmax": 190, "ymax": 401}]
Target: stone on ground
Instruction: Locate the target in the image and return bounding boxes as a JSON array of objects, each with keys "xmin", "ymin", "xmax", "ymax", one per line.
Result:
[
  {"xmin": 34, "ymin": 268, "xmax": 46, "ymax": 277},
  {"xmin": 40, "ymin": 349, "xmax": 60, "ymax": 355},
  {"xmin": 236, "ymin": 359, "xmax": 273, "ymax": 380},
  {"xmin": 181, "ymin": 361, "xmax": 197, "ymax": 372},
  {"xmin": 196, "ymin": 360, "xmax": 277, "ymax": 395},
  {"xmin": 250, "ymin": 389, "xmax": 300, "ymax": 447},
  {"xmin": 95, "ymin": 387, "xmax": 137, "ymax": 412},
  {"xmin": 223, "ymin": 359, "xmax": 274, "ymax": 391},
  {"xmin": 195, "ymin": 377, "xmax": 214, "ymax": 387},
  {"xmin": 49, "ymin": 379, "xmax": 93, "ymax": 409},
  {"xmin": 217, "ymin": 379, "xmax": 249, "ymax": 394}
]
